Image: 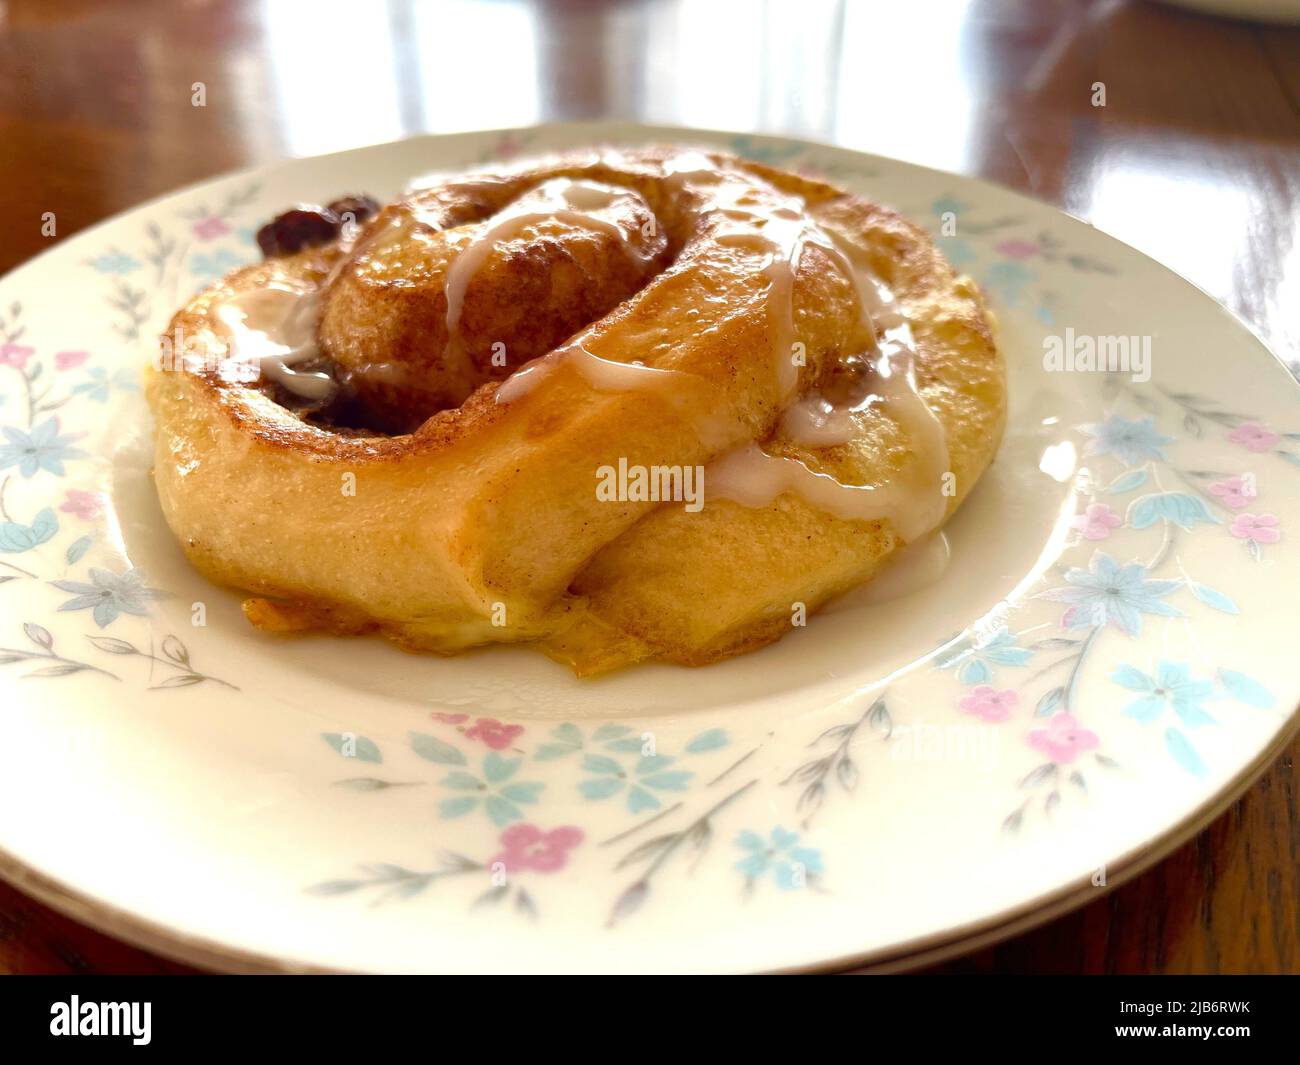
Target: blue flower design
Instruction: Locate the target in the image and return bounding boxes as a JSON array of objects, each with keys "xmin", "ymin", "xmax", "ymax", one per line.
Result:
[
  {"xmin": 1040, "ymin": 552, "xmax": 1181, "ymax": 636},
  {"xmin": 189, "ymin": 249, "xmax": 245, "ymax": 283},
  {"xmin": 931, "ymin": 196, "xmax": 967, "ymax": 218},
  {"xmin": 939, "ymin": 625, "xmax": 1032, "ymax": 685},
  {"xmin": 88, "ymin": 250, "xmax": 141, "ymax": 275},
  {"xmin": 53, "ymin": 566, "xmax": 163, "ymax": 627},
  {"xmin": 0, "ymin": 506, "xmax": 57, "ymax": 552},
  {"xmin": 1218, "ymin": 669, "xmax": 1274, "ymax": 709},
  {"xmin": 1080, "ymin": 415, "xmax": 1174, "ymax": 466},
  {"xmin": 0, "ymin": 417, "xmax": 87, "ymax": 477},
  {"xmin": 579, "ymin": 752, "xmax": 692, "ymax": 814},
  {"xmin": 1127, "ymin": 491, "xmax": 1218, "ymax": 531},
  {"xmin": 1112, "ymin": 660, "xmax": 1216, "ymax": 727},
  {"xmin": 982, "ymin": 260, "xmax": 1034, "ymax": 306},
  {"xmin": 735, "ymin": 827, "xmax": 823, "ymax": 891},
  {"xmin": 437, "ymin": 752, "xmax": 543, "ymax": 827},
  {"xmin": 71, "ymin": 366, "xmax": 140, "ymax": 403},
  {"xmin": 936, "ymin": 236, "xmax": 977, "ymax": 269}
]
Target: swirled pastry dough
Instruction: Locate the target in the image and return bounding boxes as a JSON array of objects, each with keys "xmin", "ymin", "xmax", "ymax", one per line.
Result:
[{"xmin": 146, "ymin": 147, "xmax": 1005, "ymax": 674}]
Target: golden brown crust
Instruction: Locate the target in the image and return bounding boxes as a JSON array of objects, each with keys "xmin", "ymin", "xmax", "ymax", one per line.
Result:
[{"xmin": 146, "ymin": 146, "xmax": 1006, "ymax": 674}]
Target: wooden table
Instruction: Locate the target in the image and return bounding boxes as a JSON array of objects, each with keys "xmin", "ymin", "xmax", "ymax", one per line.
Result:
[{"xmin": 1, "ymin": 0, "xmax": 1297, "ymax": 974}]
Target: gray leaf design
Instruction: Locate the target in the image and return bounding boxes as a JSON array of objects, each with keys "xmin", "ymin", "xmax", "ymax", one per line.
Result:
[
  {"xmin": 161, "ymin": 634, "xmax": 190, "ymax": 667},
  {"xmin": 25, "ymin": 663, "xmax": 85, "ymax": 678},
  {"xmin": 333, "ymin": 777, "xmax": 415, "ymax": 792},
  {"xmin": 22, "ymin": 622, "xmax": 52, "ymax": 650},
  {"xmin": 608, "ymin": 881, "xmax": 648, "ymax": 926},
  {"xmin": 151, "ymin": 674, "xmax": 203, "ymax": 689},
  {"xmin": 87, "ymin": 636, "xmax": 137, "ymax": 655},
  {"xmin": 306, "ymin": 880, "xmax": 362, "ymax": 897}
]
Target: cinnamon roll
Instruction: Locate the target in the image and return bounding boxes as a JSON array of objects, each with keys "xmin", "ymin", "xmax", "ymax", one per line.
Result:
[{"xmin": 145, "ymin": 147, "xmax": 1005, "ymax": 675}]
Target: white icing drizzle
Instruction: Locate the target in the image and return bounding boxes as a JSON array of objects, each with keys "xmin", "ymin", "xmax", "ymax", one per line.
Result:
[
  {"xmin": 495, "ymin": 342, "xmax": 688, "ymax": 403},
  {"xmin": 814, "ymin": 233, "xmax": 907, "ymax": 340},
  {"xmin": 665, "ymin": 151, "xmax": 829, "ymax": 403},
  {"xmin": 697, "ymin": 187, "xmax": 891, "ymax": 408},
  {"xmin": 494, "ymin": 339, "xmax": 734, "ymax": 448},
  {"xmin": 711, "ymin": 203, "xmax": 813, "ymax": 402},
  {"xmin": 494, "ymin": 354, "xmax": 557, "ymax": 404},
  {"xmin": 204, "ymin": 211, "xmax": 397, "ymax": 403},
  {"xmin": 662, "ymin": 150, "xmax": 722, "ymax": 181},
  {"xmin": 706, "ymin": 442, "xmax": 934, "ymax": 542},
  {"xmin": 442, "ymin": 178, "xmax": 657, "ymax": 385},
  {"xmin": 570, "ymin": 344, "xmax": 688, "ymax": 391},
  {"xmin": 261, "ymin": 360, "xmax": 336, "ymax": 402},
  {"xmin": 780, "ymin": 392, "xmax": 876, "ymax": 447},
  {"xmin": 706, "ymin": 322, "xmax": 950, "ymax": 542},
  {"xmin": 211, "ymin": 283, "xmax": 337, "ymax": 402},
  {"xmin": 703, "ymin": 209, "xmax": 953, "ymax": 540}
]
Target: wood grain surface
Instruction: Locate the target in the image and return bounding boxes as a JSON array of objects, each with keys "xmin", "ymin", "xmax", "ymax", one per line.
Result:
[{"xmin": 0, "ymin": 0, "xmax": 1296, "ymax": 974}]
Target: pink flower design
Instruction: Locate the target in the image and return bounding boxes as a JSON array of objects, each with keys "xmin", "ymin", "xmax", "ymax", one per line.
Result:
[
  {"xmin": 1227, "ymin": 421, "xmax": 1279, "ymax": 453},
  {"xmin": 490, "ymin": 824, "xmax": 583, "ymax": 874},
  {"xmin": 0, "ymin": 342, "xmax": 34, "ymax": 369},
  {"xmin": 995, "ymin": 239, "xmax": 1040, "ymax": 260},
  {"xmin": 1229, "ymin": 513, "xmax": 1281, "ymax": 545},
  {"xmin": 1207, "ymin": 475, "xmax": 1256, "ymax": 510},
  {"xmin": 192, "ymin": 216, "xmax": 230, "ymax": 240},
  {"xmin": 59, "ymin": 488, "xmax": 104, "ymax": 520},
  {"xmin": 54, "ymin": 350, "xmax": 89, "ymax": 371},
  {"xmin": 430, "ymin": 711, "xmax": 469, "ymax": 725},
  {"xmin": 958, "ymin": 685, "xmax": 1019, "ymax": 722},
  {"xmin": 465, "ymin": 717, "xmax": 525, "ymax": 750},
  {"xmin": 1027, "ymin": 713, "xmax": 1099, "ymax": 764},
  {"xmin": 1071, "ymin": 502, "xmax": 1122, "ymax": 540}
]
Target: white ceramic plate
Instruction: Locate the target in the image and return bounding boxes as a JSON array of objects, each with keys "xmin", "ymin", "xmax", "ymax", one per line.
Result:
[{"xmin": 1, "ymin": 123, "xmax": 1296, "ymax": 974}]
